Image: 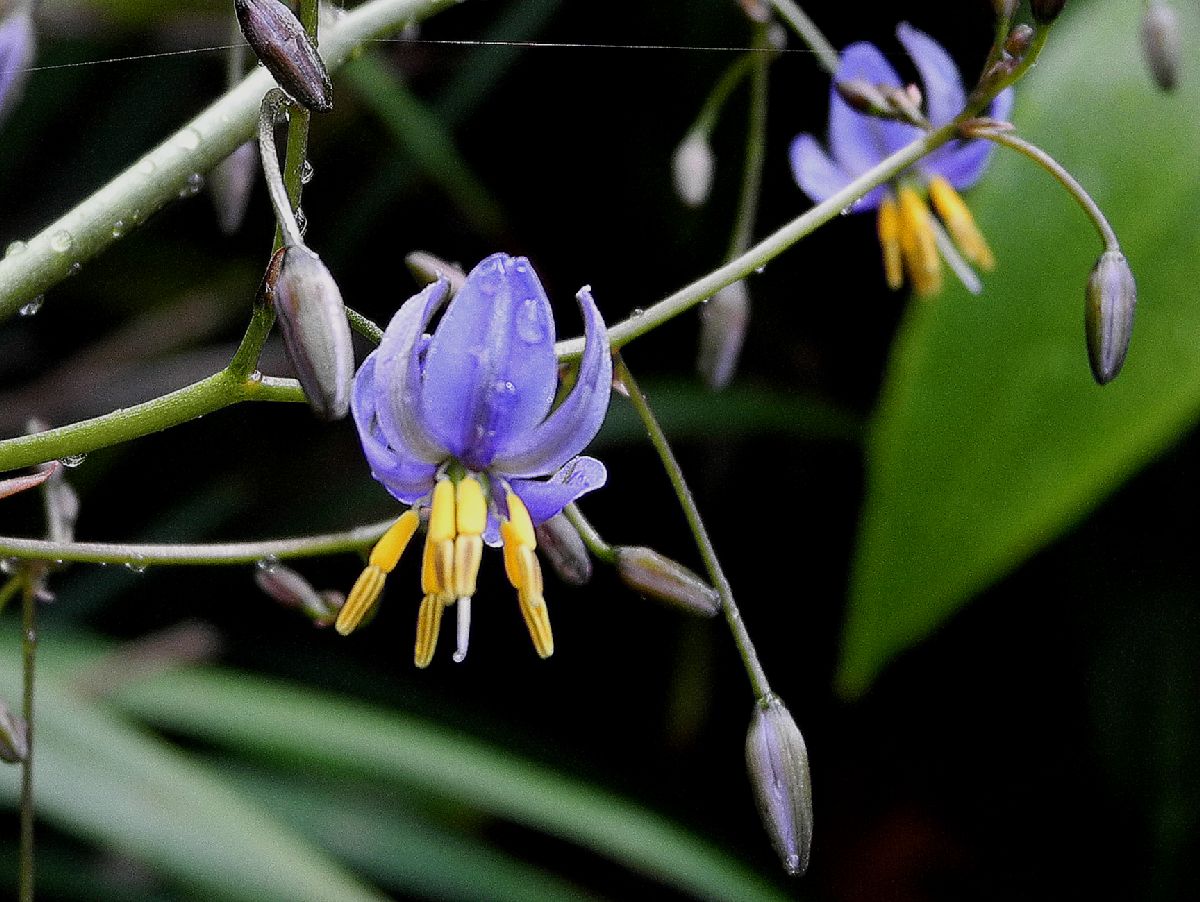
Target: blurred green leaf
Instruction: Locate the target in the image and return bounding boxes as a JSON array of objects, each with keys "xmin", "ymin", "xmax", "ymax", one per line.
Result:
[
  {"xmin": 0, "ymin": 650, "xmax": 387, "ymax": 902},
  {"xmin": 839, "ymin": 2, "xmax": 1200, "ymax": 695}
]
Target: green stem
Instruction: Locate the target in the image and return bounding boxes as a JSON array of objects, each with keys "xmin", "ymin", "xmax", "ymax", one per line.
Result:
[
  {"xmin": 973, "ymin": 128, "xmax": 1120, "ymax": 250},
  {"xmin": 614, "ymin": 357, "xmax": 772, "ymax": 702},
  {"xmin": 0, "ymin": 0, "xmax": 458, "ymax": 322},
  {"xmin": 346, "ymin": 306, "xmax": 385, "ymax": 344},
  {"xmin": 0, "ymin": 519, "xmax": 395, "ymax": 567},
  {"xmin": 727, "ymin": 25, "xmax": 770, "ymax": 260},
  {"xmin": 691, "ymin": 53, "xmax": 755, "ymax": 138},
  {"xmin": 0, "ymin": 373, "xmax": 305, "ymax": 474},
  {"xmin": 562, "ymin": 503, "xmax": 616, "ymax": 565},
  {"xmin": 259, "ymin": 92, "xmax": 306, "ymax": 249},
  {"xmin": 18, "ymin": 577, "xmax": 36, "ymax": 902},
  {"xmin": 767, "ymin": 0, "xmax": 839, "ymax": 74}
]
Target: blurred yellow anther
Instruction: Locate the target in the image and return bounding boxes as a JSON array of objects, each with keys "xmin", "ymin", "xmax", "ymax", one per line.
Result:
[
  {"xmin": 336, "ymin": 510, "xmax": 420, "ymax": 635},
  {"xmin": 456, "ymin": 477, "xmax": 486, "ymax": 535},
  {"xmin": 500, "ymin": 491, "xmax": 553, "ymax": 657},
  {"xmin": 898, "ymin": 186, "xmax": 942, "ymax": 297},
  {"xmin": 427, "ymin": 479, "xmax": 456, "ymax": 543},
  {"xmin": 877, "ymin": 194, "xmax": 903, "ymax": 290},
  {"xmin": 414, "ymin": 593, "xmax": 445, "ymax": 668},
  {"xmin": 928, "ymin": 176, "xmax": 995, "ymax": 271}
]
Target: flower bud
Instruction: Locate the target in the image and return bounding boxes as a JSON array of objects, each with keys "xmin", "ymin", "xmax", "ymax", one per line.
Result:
[
  {"xmin": 746, "ymin": 695, "xmax": 813, "ymax": 876},
  {"xmin": 1004, "ymin": 23, "xmax": 1035, "ymax": 58},
  {"xmin": 255, "ymin": 559, "xmax": 339, "ymax": 624},
  {"xmin": 209, "ymin": 140, "xmax": 259, "ymax": 235},
  {"xmin": 1140, "ymin": 3, "xmax": 1181, "ymax": 92},
  {"xmin": 0, "ymin": 465, "xmax": 54, "ymax": 501},
  {"xmin": 0, "ymin": 8, "xmax": 36, "ymax": 126},
  {"xmin": 264, "ymin": 245, "xmax": 354, "ymax": 420},
  {"xmin": 534, "ymin": 514, "xmax": 593, "ymax": 587},
  {"xmin": 672, "ymin": 131, "xmax": 715, "ymax": 208},
  {"xmin": 614, "ymin": 546, "xmax": 720, "ymax": 617},
  {"xmin": 1084, "ymin": 249, "xmax": 1136, "ymax": 385},
  {"xmin": 0, "ymin": 698, "xmax": 28, "ymax": 764},
  {"xmin": 835, "ymin": 79, "xmax": 891, "ymax": 116},
  {"xmin": 1030, "ymin": 0, "xmax": 1067, "ymax": 25},
  {"xmin": 235, "ymin": 0, "xmax": 332, "ymax": 112},
  {"xmin": 697, "ymin": 279, "xmax": 749, "ymax": 390}
]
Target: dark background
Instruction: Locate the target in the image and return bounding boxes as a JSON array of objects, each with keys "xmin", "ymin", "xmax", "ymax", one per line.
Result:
[{"xmin": 3, "ymin": 1, "xmax": 1196, "ymax": 899}]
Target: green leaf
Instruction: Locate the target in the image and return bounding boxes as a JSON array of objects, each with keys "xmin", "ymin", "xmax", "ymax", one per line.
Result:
[
  {"xmin": 839, "ymin": 2, "xmax": 1200, "ymax": 696},
  {"xmin": 0, "ymin": 656, "xmax": 387, "ymax": 902}
]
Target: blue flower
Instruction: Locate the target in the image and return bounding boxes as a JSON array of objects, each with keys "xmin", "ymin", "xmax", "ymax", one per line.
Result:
[
  {"xmin": 0, "ymin": 8, "xmax": 36, "ymax": 127},
  {"xmin": 337, "ymin": 253, "xmax": 612, "ymax": 667},
  {"xmin": 790, "ymin": 22, "xmax": 1014, "ymax": 296}
]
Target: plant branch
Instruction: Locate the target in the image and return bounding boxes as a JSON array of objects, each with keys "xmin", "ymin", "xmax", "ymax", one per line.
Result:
[{"xmin": 767, "ymin": 0, "xmax": 839, "ymax": 74}]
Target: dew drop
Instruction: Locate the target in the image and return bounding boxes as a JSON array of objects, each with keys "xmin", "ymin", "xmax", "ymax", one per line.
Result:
[
  {"xmin": 256, "ymin": 556, "xmax": 279, "ymax": 573},
  {"xmin": 137, "ymin": 157, "xmax": 156, "ymax": 175},
  {"xmin": 125, "ymin": 554, "xmax": 148, "ymax": 574},
  {"xmin": 248, "ymin": 370, "xmax": 263, "ymax": 383},
  {"xmin": 5, "ymin": 240, "xmax": 27, "ymax": 258},
  {"xmin": 753, "ymin": 265, "xmax": 766, "ymax": 275},
  {"xmin": 67, "ymin": 262, "xmax": 82, "ymax": 277},
  {"xmin": 630, "ymin": 307, "xmax": 645, "ymax": 317},
  {"xmin": 516, "ymin": 297, "xmax": 547, "ymax": 343},
  {"xmin": 111, "ymin": 220, "xmax": 126, "ymax": 239},
  {"xmin": 178, "ymin": 128, "xmax": 202, "ymax": 151},
  {"xmin": 58, "ymin": 453, "xmax": 86, "ymax": 468},
  {"xmin": 18, "ymin": 296, "xmax": 43, "ymax": 317},
  {"xmin": 179, "ymin": 173, "xmax": 204, "ymax": 198},
  {"xmin": 300, "ymin": 160, "xmax": 314, "ymax": 184},
  {"xmin": 49, "ymin": 230, "xmax": 73, "ymax": 253},
  {"xmin": 295, "ymin": 206, "xmax": 308, "ymax": 237}
]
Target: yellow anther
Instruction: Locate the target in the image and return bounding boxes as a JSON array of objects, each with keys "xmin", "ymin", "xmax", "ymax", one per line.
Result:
[
  {"xmin": 898, "ymin": 185, "xmax": 942, "ymax": 297},
  {"xmin": 421, "ymin": 537, "xmax": 455, "ymax": 598},
  {"xmin": 453, "ymin": 534, "xmax": 483, "ymax": 598},
  {"xmin": 427, "ymin": 479, "xmax": 456, "ymax": 543},
  {"xmin": 515, "ymin": 546, "xmax": 553, "ymax": 658},
  {"xmin": 414, "ymin": 593, "xmax": 446, "ymax": 668},
  {"xmin": 455, "ymin": 477, "xmax": 487, "ymax": 537},
  {"xmin": 367, "ymin": 510, "xmax": 420, "ymax": 573},
  {"xmin": 504, "ymin": 491, "xmax": 536, "ymax": 547},
  {"xmin": 928, "ymin": 176, "xmax": 995, "ymax": 271},
  {"xmin": 336, "ymin": 565, "xmax": 386, "ymax": 636},
  {"xmin": 877, "ymin": 194, "xmax": 903, "ymax": 291},
  {"xmin": 500, "ymin": 491, "xmax": 537, "ymax": 587}
]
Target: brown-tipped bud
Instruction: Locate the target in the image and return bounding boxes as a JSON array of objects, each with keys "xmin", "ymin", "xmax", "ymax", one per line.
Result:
[
  {"xmin": 235, "ymin": 0, "xmax": 332, "ymax": 112},
  {"xmin": 405, "ymin": 251, "xmax": 467, "ymax": 296},
  {"xmin": 1140, "ymin": 3, "xmax": 1181, "ymax": 92},
  {"xmin": 1004, "ymin": 23, "xmax": 1035, "ymax": 58},
  {"xmin": 0, "ymin": 9, "xmax": 36, "ymax": 126},
  {"xmin": 614, "ymin": 546, "xmax": 720, "ymax": 617},
  {"xmin": 834, "ymin": 78, "xmax": 891, "ymax": 116},
  {"xmin": 672, "ymin": 131, "xmax": 715, "ymax": 208},
  {"xmin": 746, "ymin": 695, "xmax": 813, "ymax": 877},
  {"xmin": 0, "ymin": 698, "xmax": 29, "ymax": 764},
  {"xmin": 1085, "ymin": 249, "xmax": 1137, "ymax": 385},
  {"xmin": 992, "ymin": 0, "xmax": 1018, "ymax": 19},
  {"xmin": 209, "ymin": 140, "xmax": 259, "ymax": 235},
  {"xmin": 1030, "ymin": 0, "xmax": 1067, "ymax": 24},
  {"xmin": 534, "ymin": 514, "xmax": 593, "ymax": 587},
  {"xmin": 264, "ymin": 245, "xmax": 354, "ymax": 420},
  {"xmin": 697, "ymin": 279, "xmax": 749, "ymax": 390},
  {"xmin": 255, "ymin": 559, "xmax": 340, "ymax": 624},
  {"xmin": 0, "ymin": 466, "xmax": 54, "ymax": 501}
]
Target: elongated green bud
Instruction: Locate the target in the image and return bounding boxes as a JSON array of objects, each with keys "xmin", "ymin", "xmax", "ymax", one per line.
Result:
[
  {"xmin": 615, "ymin": 546, "xmax": 720, "ymax": 616},
  {"xmin": 264, "ymin": 245, "xmax": 354, "ymax": 419},
  {"xmin": 1085, "ymin": 249, "xmax": 1137, "ymax": 385},
  {"xmin": 235, "ymin": 0, "xmax": 332, "ymax": 112},
  {"xmin": 1140, "ymin": 3, "xmax": 1181, "ymax": 92},
  {"xmin": 534, "ymin": 514, "xmax": 593, "ymax": 587},
  {"xmin": 746, "ymin": 695, "xmax": 813, "ymax": 876}
]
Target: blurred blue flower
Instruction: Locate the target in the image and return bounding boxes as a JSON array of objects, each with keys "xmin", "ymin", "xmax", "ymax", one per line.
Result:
[
  {"xmin": 338, "ymin": 253, "xmax": 612, "ymax": 666},
  {"xmin": 790, "ymin": 22, "xmax": 1014, "ymax": 296},
  {"xmin": 0, "ymin": 7, "xmax": 36, "ymax": 126}
]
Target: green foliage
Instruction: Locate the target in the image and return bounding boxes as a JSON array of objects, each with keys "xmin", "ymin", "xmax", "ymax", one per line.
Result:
[{"xmin": 839, "ymin": 1, "xmax": 1200, "ymax": 695}]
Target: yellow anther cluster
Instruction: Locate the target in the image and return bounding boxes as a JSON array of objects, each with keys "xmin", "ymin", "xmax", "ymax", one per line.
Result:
[
  {"xmin": 897, "ymin": 185, "xmax": 942, "ymax": 297},
  {"xmin": 500, "ymin": 491, "xmax": 553, "ymax": 658}
]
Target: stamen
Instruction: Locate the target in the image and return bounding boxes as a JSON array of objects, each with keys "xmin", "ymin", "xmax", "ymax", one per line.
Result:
[
  {"xmin": 877, "ymin": 194, "xmax": 903, "ymax": 291},
  {"xmin": 453, "ymin": 535, "xmax": 483, "ymax": 597},
  {"xmin": 452, "ymin": 477, "xmax": 486, "ymax": 598},
  {"xmin": 898, "ymin": 186, "xmax": 942, "ymax": 297},
  {"xmin": 335, "ymin": 510, "xmax": 420, "ymax": 636},
  {"xmin": 928, "ymin": 176, "xmax": 995, "ymax": 271},
  {"xmin": 453, "ymin": 596, "xmax": 472, "ymax": 663},
  {"xmin": 501, "ymin": 492, "xmax": 553, "ymax": 658},
  {"xmin": 421, "ymin": 480, "xmax": 457, "ymax": 599},
  {"xmin": 414, "ymin": 593, "xmax": 445, "ymax": 668}
]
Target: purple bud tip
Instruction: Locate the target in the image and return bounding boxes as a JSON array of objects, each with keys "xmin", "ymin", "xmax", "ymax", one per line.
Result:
[
  {"xmin": 1085, "ymin": 249, "xmax": 1137, "ymax": 385},
  {"xmin": 746, "ymin": 696, "xmax": 813, "ymax": 876},
  {"xmin": 235, "ymin": 0, "xmax": 333, "ymax": 113}
]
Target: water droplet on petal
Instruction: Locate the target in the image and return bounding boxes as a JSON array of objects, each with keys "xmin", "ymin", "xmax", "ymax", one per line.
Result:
[
  {"xmin": 18, "ymin": 296, "xmax": 43, "ymax": 317},
  {"xmin": 58, "ymin": 453, "xmax": 86, "ymax": 468},
  {"xmin": 517, "ymin": 297, "xmax": 547, "ymax": 342},
  {"xmin": 50, "ymin": 230, "xmax": 73, "ymax": 253}
]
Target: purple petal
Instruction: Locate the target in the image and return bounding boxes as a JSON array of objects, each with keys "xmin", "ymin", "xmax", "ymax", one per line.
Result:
[
  {"xmin": 351, "ymin": 354, "xmax": 440, "ymax": 503},
  {"xmin": 372, "ymin": 279, "xmax": 451, "ymax": 465},
  {"xmin": 420, "ymin": 253, "xmax": 559, "ymax": 470},
  {"xmin": 0, "ymin": 11, "xmax": 35, "ymax": 125},
  {"xmin": 896, "ymin": 22, "xmax": 964, "ymax": 128},
  {"xmin": 922, "ymin": 87, "xmax": 1014, "ymax": 189},
  {"xmin": 509, "ymin": 456, "xmax": 608, "ymax": 525},
  {"xmin": 790, "ymin": 134, "xmax": 852, "ymax": 204},
  {"xmin": 490, "ymin": 286, "xmax": 612, "ymax": 479},
  {"xmin": 829, "ymin": 42, "xmax": 919, "ymax": 176}
]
